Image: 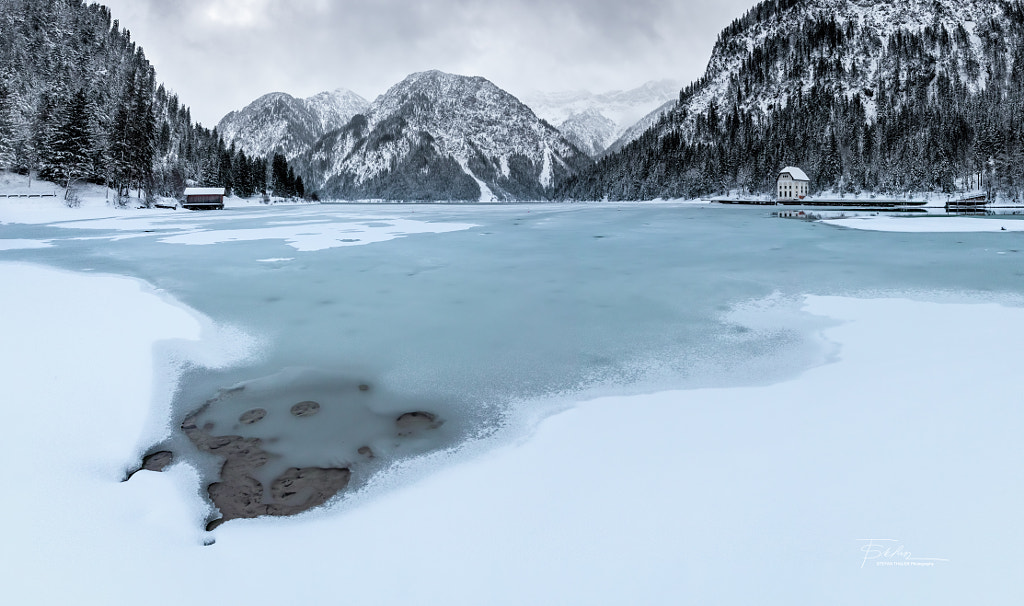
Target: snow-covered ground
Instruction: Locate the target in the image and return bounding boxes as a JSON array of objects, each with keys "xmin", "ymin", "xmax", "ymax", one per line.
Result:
[
  {"xmin": 1, "ymin": 261, "xmax": 1020, "ymax": 604},
  {"xmin": 0, "ymin": 170, "xmax": 315, "ymax": 227}
]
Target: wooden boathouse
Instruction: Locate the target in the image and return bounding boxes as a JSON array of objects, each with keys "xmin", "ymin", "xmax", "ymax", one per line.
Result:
[{"xmin": 182, "ymin": 187, "xmax": 225, "ymax": 210}]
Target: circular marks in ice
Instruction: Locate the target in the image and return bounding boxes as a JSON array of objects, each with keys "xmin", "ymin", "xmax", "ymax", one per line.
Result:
[
  {"xmin": 180, "ymin": 370, "xmax": 454, "ymax": 530},
  {"xmin": 238, "ymin": 408, "xmax": 267, "ymax": 425},
  {"xmin": 270, "ymin": 467, "xmax": 351, "ymax": 503},
  {"xmin": 290, "ymin": 400, "xmax": 321, "ymax": 417},
  {"xmin": 396, "ymin": 411, "xmax": 440, "ymax": 436},
  {"xmin": 183, "ymin": 409, "xmax": 351, "ymax": 530}
]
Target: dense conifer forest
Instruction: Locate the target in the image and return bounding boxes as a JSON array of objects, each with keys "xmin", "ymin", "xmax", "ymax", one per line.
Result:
[{"xmin": 0, "ymin": 0, "xmax": 301, "ymax": 204}]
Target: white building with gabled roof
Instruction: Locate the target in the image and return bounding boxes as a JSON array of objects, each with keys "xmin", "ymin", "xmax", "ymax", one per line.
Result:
[{"xmin": 777, "ymin": 167, "xmax": 809, "ymax": 201}]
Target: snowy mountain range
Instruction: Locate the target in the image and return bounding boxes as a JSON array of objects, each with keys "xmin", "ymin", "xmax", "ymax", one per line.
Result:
[
  {"xmin": 217, "ymin": 89, "xmax": 369, "ymax": 160},
  {"xmin": 299, "ymin": 70, "xmax": 592, "ymax": 201},
  {"xmin": 520, "ymin": 80, "xmax": 680, "ymax": 157}
]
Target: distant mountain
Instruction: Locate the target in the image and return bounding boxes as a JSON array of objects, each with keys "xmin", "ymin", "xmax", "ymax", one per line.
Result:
[
  {"xmin": 304, "ymin": 89, "xmax": 371, "ymax": 135},
  {"xmin": 301, "ymin": 70, "xmax": 592, "ymax": 201},
  {"xmin": 603, "ymin": 99, "xmax": 676, "ymax": 157},
  {"xmin": 560, "ymin": 0, "xmax": 1024, "ymax": 201},
  {"xmin": 217, "ymin": 89, "xmax": 369, "ymax": 160},
  {"xmin": 557, "ymin": 110, "xmax": 618, "ymax": 158},
  {"xmin": 520, "ymin": 80, "xmax": 680, "ymax": 157}
]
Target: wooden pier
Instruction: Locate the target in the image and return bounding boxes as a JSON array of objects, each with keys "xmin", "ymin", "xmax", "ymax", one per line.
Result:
[
  {"xmin": 709, "ymin": 197, "xmax": 927, "ymax": 209},
  {"xmin": 946, "ymin": 193, "xmax": 987, "ymax": 215}
]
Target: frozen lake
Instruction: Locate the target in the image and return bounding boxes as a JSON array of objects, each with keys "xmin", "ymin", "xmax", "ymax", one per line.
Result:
[
  {"xmin": 3, "ymin": 201, "xmax": 1024, "ymax": 603},
  {"xmin": 4, "ymin": 202, "xmax": 1024, "ymax": 516}
]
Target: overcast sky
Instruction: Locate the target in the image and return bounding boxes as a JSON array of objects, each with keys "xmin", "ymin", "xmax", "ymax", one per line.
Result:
[{"xmin": 100, "ymin": 0, "xmax": 755, "ymax": 127}]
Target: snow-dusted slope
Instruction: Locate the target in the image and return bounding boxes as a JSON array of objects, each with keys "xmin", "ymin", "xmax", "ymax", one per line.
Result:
[
  {"xmin": 674, "ymin": 0, "xmax": 1005, "ymax": 136},
  {"xmin": 558, "ymin": 110, "xmax": 619, "ymax": 158},
  {"xmin": 304, "ymin": 89, "xmax": 371, "ymax": 134},
  {"xmin": 521, "ymin": 81, "xmax": 680, "ymax": 157},
  {"xmin": 303, "ymin": 71, "xmax": 592, "ymax": 201},
  {"xmin": 217, "ymin": 89, "xmax": 369, "ymax": 160}
]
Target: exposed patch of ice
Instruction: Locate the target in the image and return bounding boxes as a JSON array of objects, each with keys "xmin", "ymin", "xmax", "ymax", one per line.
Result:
[
  {"xmin": 256, "ymin": 258, "xmax": 294, "ymax": 263},
  {"xmin": 0, "ymin": 238, "xmax": 52, "ymax": 250},
  {"xmin": 158, "ymin": 218, "xmax": 476, "ymax": 251}
]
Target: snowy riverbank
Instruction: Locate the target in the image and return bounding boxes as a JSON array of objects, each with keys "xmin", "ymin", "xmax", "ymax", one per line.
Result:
[{"xmin": 1, "ymin": 261, "xmax": 1020, "ymax": 604}]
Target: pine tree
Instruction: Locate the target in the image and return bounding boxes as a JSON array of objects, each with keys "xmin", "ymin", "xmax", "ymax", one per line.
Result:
[
  {"xmin": 107, "ymin": 73, "xmax": 135, "ymax": 201},
  {"xmin": 49, "ymin": 88, "xmax": 95, "ymax": 196},
  {"xmin": 286, "ymin": 166, "xmax": 297, "ymax": 198},
  {"xmin": 218, "ymin": 142, "xmax": 233, "ymax": 195},
  {"xmin": 128, "ymin": 69, "xmax": 156, "ymax": 203},
  {"xmin": 0, "ymin": 81, "xmax": 15, "ymax": 169},
  {"xmin": 271, "ymin": 152, "xmax": 288, "ymax": 196},
  {"xmin": 32, "ymin": 92, "xmax": 58, "ymax": 182}
]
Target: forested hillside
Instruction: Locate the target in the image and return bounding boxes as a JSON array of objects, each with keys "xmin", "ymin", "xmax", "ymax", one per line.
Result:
[
  {"xmin": 0, "ymin": 0, "xmax": 300, "ymax": 204},
  {"xmin": 560, "ymin": 0, "xmax": 1024, "ymax": 201}
]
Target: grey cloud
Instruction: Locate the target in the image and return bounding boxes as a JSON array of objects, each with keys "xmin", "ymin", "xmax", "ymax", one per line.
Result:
[{"xmin": 101, "ymin": 0, "xmax": 754, "ymax": 126}]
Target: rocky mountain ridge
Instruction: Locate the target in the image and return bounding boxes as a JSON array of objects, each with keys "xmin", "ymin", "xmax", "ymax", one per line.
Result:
[
  {"xmin": 300, "ymin": 70, "xmax": 592, "ymax": 201},
  {"xmin": 217, "ymin": 89, "xmax": 368, "ymax": 160}
]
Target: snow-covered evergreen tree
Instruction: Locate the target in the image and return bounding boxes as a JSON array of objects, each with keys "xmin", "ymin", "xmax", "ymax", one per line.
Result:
[{"xmin": 47, "ymin": 88, "xmax": 95, "ymax": 195}]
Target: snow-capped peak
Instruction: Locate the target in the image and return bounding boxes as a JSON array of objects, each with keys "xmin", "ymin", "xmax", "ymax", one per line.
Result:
[{"xmin": 301, "ymin": 70, "xmax": 591, "ymax": 201}]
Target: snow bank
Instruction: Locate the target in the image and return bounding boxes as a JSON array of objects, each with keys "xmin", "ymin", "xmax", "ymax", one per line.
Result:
[
  {"xmin": 2, "ymin": 263, "xmax": 1019, "ymax": 604},
  {"xmin": 824, "ymin": 215, "xmax": 1024, "ymax": 232}
]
